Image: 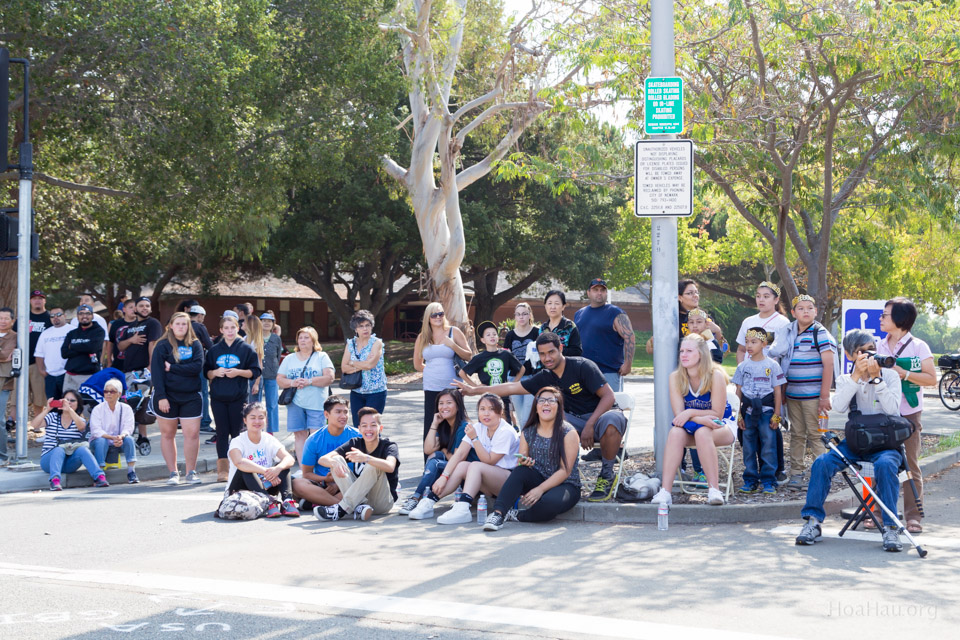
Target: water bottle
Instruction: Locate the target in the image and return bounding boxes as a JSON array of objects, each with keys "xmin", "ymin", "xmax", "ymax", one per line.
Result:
[
  {"xmin": 477, "ymin": 495, "xmax": 487, "ymax": 525},
  {"xmin": 454, "ymin": 486, "xmax": 463, "ymax": 502},
  {"xmin": 818, "ymin": 410, "xmax": 829, "ymax": 433},
  {"xmin": 657, "ymin": 502, "xmax": 669, "ymax": 531}
]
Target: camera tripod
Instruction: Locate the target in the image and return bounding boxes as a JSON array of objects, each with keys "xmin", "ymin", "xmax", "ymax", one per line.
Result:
[{"xmin": 821, "ymin": 431, "xmax": 927, "ymax": 558}]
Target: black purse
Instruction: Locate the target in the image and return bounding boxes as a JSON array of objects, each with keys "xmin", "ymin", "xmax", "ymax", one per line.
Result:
[
  {"xmin": 449, "ymin": 328, "xmax": 468, "ymax": 372},
  {"xmin": 339, "ymin": 340, "xmax": 363, "ymax": 390},
  {"xmin": 844, "ymin": 396, "xmax": 914, "ymax": 457},
  {"xmin": 278, "ymin": 352, "xmax": 315, "ymax": 406}
]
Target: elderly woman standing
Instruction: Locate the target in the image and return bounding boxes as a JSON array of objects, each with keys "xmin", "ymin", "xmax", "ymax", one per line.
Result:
[
  {"xmin": 413, "ymin": 302, "xmax": 471, "ymax": 450},
  {"xmin": 89, "ymin": 378, "xmax": 139, "ymax": 484},
  {"xmin": 877, "ymin": 297, "xmax": 935, "ymax": 535},
  {"xmin": 341, "ymin": 310, "xmax": 388, "ymax": 428}
]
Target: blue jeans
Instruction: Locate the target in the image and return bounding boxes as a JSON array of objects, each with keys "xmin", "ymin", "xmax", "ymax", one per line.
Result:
[
  {"xmin": 200, "ymin": 375, "xmax": 212, "ymax": 429},
  {"xmin": 40, "ymin": 445, "xmax": 102, "ymax": 481},
  {"xmin": 742, "ymin": 411, "xmax": 777, "ymax": 486},
  {"xmin": 0, "ymin": 388, "xmax": 9, "ymax": 461},
  {"xmin": 45, "ymin": 374, "xmax": 65, "ymax": 400},
  {"xmin": 91, "ymin": 436, "xmax": 138, "ymax": 467},
  {"xmin": 415, "ymin": 452, "xmax": 447, "ymax": 498},
  {"xmin": 802, "ymin": 441, "xmax": 902, "ymax": 527},
  {"xmin": 249, "ymin": 378, "xmax": 264, "ymax": 404},
  {"xmin": 602, "ymin": 371, "xmax": 623, "ymax": 392},
  {"xmin": 263, "ymin": 378, "xmax": 279, "ymax": 433},
  {"xmin": 350, "ymin": 390, "xmax": 387, "ymax": 428},
  {"xmin": 512, "ymin": 390, "xmax": 534, "ymax": 428}
]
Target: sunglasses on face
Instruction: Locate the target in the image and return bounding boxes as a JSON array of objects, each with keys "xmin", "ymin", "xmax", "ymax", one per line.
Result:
[
  {"xmin": 430, "ymin": 312, "xmax": 445, "ymax": 319},
  {"xmin": 103, "ymin": 389, "xmax": 120, "ymax": 395}
]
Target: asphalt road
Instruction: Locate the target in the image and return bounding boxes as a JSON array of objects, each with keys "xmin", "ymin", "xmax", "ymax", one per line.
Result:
[{"xmin": 1, "ymin": 459, "xmax": 957, "ymax": 640}]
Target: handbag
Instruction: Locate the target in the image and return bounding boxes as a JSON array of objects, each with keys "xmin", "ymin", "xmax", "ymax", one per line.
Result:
[
  {"xmin": 58, "ymin": 440, "xmax": 90, "ymax": 455},
  {"xmin": 278, "ymin": 352, "xmax": 316, "ymax": 406},
  {"xmin": 449, "ymin": 328, "xmax": 468, "ymax": 372},
  {"xmin": 339, "ymin": 340, "xmax": 363, "ymax": 390},
  {"xmin": 844, "ymin": 396, "xmax": 915, "ymax": 457}
]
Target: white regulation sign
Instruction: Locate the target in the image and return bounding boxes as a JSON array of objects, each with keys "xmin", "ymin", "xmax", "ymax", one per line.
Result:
[{"xmin": 634, "ymin": 139, "xmax": 694, "ymax": 217}]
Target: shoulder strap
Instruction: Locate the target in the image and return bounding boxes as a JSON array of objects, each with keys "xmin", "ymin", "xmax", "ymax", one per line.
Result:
[
  {"xmin": 895, "ymin": 337, "xmax": 913, "ymax": 357},
  {"xmin": 300, "ymin": 351, "xmax": 316, "ymax": 376}
]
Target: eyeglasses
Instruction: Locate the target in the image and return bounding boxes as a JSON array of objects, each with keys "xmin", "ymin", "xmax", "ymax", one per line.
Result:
[
  {"xmin": 880, "ymin": 313, "xmax": 891, "ymax": 318},
  {"xmin": 430, "ymin": 312, "xmax": 445, "ymax": 319},
  {"xmin": 683, "ymin": 291, "xmax": 699, "ymax": 297},
  {"xmin": 103, "ymin": 389, "xmax": 120, "ymax": 395},
  {"xmin": 537, "ymin": 397, "xmax": 558, "ymax": 405}
]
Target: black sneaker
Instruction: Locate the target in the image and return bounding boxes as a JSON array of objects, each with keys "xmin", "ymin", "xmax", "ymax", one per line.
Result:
[
  {"xmin": 795, "ymin": 518, "xmax": 822, "ymax": 545},
  {"xmin": 313, "ymin": 505, "xmax": 342, "ymax": 521},
  {"xmin": 483, "ymin": 512, "xmax": 506, "ymax": 531},
  {"xmin": 127, "ymin": 470, "xmax": 140, "ymax": 484},
  {"xmin": 205, "ymin": 435, "xmax": 218, "ymax": 445},
  {"xmin": 587, "ymin": 475, "xmax": 615, "ymax": 502},
  {"xmin": 581, "ymin": 448, "xmax": 602, "ymax": 462}
]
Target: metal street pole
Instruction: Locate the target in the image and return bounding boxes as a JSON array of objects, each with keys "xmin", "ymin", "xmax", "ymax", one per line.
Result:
[
  {"xmin": 650, "ymin": 0, "xmax": 679, "ymax": 478},
  {"xmin": 13, "ymin": 57, "xmax": 33, "ymax": 462}
]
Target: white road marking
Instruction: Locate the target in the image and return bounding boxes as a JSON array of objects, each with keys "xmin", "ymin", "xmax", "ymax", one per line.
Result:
[
  {"xmin": 0, "ymin": 562, "xmax": 798, "ymax": 640},
  {"xmin": 768, "ymin": 525, "xmax": 960, "ymax": 549}
]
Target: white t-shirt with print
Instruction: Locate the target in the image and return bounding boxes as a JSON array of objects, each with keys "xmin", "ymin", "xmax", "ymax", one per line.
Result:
[
  {"xmin": 475, "ymin": 418, "xmax": 520, "ymax": 470},
  {"xmin": 737, "ymin": 312, "xmax": 791, "ymax": 355},
  {"xmin": 226, "ymin": 431, "xmax": 284, "ymax": 495},
  {"xmin": 276, "ymin": 350, "xmax": 335, "ymax": 412}
]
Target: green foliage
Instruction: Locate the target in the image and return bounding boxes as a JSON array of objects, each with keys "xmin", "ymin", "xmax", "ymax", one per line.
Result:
[{"xmin": 910, "ymin": 314, "xmax": 960, "ymax": 355}]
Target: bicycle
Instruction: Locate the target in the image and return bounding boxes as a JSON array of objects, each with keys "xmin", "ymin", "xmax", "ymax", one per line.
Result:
[{"xmin": 937, "ymin": 354, "xmax": 960, "ymax": 410}]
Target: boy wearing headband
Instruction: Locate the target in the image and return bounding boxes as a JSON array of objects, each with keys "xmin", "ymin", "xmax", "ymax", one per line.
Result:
[
  {"xmin": 768, "ymin": 294, "xmax": 838, "ymax": 491},
  {"xmin": 732, "ymin": 328, "xmax": 785, "ymax": 493}
]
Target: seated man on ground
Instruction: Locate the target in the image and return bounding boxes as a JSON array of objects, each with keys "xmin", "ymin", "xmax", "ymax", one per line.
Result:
[
  {"xmin": 292, "ymin": 395, "xmax": 360, "ymax": 509},
  {"xmin": 89, "ymin": 378, "xmax": 139, "ymax": 484},
  {"xmin": 795, "ymin": 329, "xmax": 904, "ymax": 552},
  {"xmin": 456, "ymin": 332, "xmax": 627, "ymax": 501},
  {"xmin": 313, "ymin": 408, "xmax": 400, "ymax": 522}
]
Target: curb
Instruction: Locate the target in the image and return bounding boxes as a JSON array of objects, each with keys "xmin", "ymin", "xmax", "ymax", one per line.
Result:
[
  {"xmin": 0, "ymin": 434, "xmax": 296, "ymax": 494},
  {"xmin": 556, "ymin": 445, "xmax": 960, "ymax": 525}
]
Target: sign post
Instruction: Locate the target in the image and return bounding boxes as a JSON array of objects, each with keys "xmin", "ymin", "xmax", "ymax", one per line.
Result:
[{"xmin": 840, "ymin": 300, "xmax": 888, "ymax": 374}]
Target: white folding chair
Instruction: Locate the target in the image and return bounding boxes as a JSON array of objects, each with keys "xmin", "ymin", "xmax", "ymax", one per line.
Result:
[
  {"xmin": 674, "ymin": 424, "xmax": 738, "ymax": 500},
  {"xmin": 588, "ymin": 391, "xmax": 634, "ymax": 500}
]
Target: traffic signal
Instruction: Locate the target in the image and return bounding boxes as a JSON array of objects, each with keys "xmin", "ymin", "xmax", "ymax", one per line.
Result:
[
  {"xmin": 1, "ymin": 48, "xmax": 9, "ymax": 172},
  {"xmin": 0, "ymin": 208, "xmax": 39, "ymax": 260}
]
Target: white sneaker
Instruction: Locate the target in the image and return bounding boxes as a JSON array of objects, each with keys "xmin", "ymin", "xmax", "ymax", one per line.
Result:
[
  {"xmin": 407, "ymin": 496, "xmax": 436, "ymax": 520},
  {"xmin": 353, "ymin": 504, "xmax": 373, "ymax": 521},
  {"xmin": 437, "ymin": 501, "xmax": 472, "ymax": 525},
  {"xmin": 165, "ymin": 472, "xmax": 180, "ymax": 486},
  {"xmin": 650, "ymin": 487, "xmax": 672, "ymax": 505},
  {"xmin": 707, "ymin": 487, "xmax": 725, "ymax": 505}
]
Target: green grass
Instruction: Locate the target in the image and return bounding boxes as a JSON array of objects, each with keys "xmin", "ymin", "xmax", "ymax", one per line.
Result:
[
  {"xmin": 631, "ymin": 331, "xmax": 737, "ymax": 376},
  {"xmin": 932, "ymin": 431, "xmax": 960, "ymax": 455}
]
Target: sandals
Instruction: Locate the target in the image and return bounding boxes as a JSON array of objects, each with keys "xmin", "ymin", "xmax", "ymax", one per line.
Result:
[{"xmin": 906, "ymin": 520, "xmax": 923, "ymax": 534}]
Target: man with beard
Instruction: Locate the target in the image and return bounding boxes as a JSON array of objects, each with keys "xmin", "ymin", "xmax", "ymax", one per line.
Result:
[{"xmin": 61, "ymin": 305, "xmax": 106, "ymax": 393}]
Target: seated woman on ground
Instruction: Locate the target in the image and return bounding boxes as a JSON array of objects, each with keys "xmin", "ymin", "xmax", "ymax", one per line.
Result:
[
  {"xmin": 225, "ymin": 402, "xmax": 300, "ymax": 518},
  {"xmin": 36, "ymin": 391, "xmax": 109, "ymax": 491},
  {"xmin": 483, "ymin": 386, "xmax": 581, "ymax": 531},
  {"xmin": 417, "ymin": 393, "xmax": 521, "ymax": 524},
  {"xmin": 403, "ymin": 388, "xmax": 477, "ymax": 518},
  {"xmin": 652, "ymin": 333, "xmax": 736, "ymax": 506}
]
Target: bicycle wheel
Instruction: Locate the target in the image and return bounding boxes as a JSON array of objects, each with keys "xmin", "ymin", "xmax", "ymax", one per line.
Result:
[{"xmin": 938, "ymin": 370, "xmax": 960, "ymax": 410}]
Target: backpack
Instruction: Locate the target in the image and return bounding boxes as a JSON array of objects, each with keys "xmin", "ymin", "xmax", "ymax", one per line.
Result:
[{"xmin": 215, "ymin": 490, "xmax": 275, "ymax": 520}]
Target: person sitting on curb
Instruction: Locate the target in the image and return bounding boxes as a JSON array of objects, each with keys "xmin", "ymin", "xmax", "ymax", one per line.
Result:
[
  {"xmin": 89, "ymin": 378, "xmax": 139, "ymax": 484},
  {"xmin": 35, "ymin": 392, "xmax": 109, "ymax": 491},
  {"xmin": 313, "ymin": 408, "xmax": 400, "ymax": 522},
  {"xmin": 795, "ymin": 329, "xmax": 904, "ymax": 552},
  {"xmin": 456, "ymin": 332, "xmax": 627, "ymax": 502},
  {"xmin": 225, "ymin": 402, "xmax": 299, "ymax": 517},
  {"xmin": 651, "ymin": 333, "xmax": 737, "ymax": 506},
  {"xmin": 292, "ymin": 395, "xmax": 360, "ymax": 509},
  {"xmin": 483, "ymin": 386, "xmax": 581, "ymax": 531}
]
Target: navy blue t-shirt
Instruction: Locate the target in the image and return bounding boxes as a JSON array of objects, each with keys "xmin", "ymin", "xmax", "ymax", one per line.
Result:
[{"xmin": 574, "ymin": 304, "xmax": 625, "ymax": 373}]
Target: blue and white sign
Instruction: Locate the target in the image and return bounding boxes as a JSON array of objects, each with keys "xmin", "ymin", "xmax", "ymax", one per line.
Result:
[{"xmin": 840, "ymin": 299, "xmax": 888, "ymax": 374}]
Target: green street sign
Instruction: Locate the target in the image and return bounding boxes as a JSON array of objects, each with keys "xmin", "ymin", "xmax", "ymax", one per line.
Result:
[{"xmin": 644, "ymin": 76, "xmax": 684, "ymax": 135}]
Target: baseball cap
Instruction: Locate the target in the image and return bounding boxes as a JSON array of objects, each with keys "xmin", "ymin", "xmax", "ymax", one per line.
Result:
[
  {"xmin": 476, "ymin": 320, "xmax": 499, "ymax": 341},
  {"xmin": 259, "ymin": 312, "xmax": 276, "ymax": 321},
  {"xmin": 77, "ymin": 304, "xmax": 94, "ymax": 313},
  {"xmin": 588, "ymin": 278, "xmax": 607, "ymax": 289},
  {"xmin": 222, "ymin": 310, "xmax": 240, "ymax": 321},
  {"xmin": 136, "ymin": 296, "xmax": 151, "ymax": 304},
  {"xmin": 30, "ymin": 290, "xmax": 45, "ymax": 299},
  {"xmin": 188, "ymin": 304, "xmax": 207, "ymax": 315}
]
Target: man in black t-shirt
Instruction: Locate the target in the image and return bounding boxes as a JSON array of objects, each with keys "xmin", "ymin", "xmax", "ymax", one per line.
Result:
[
  {"xmin": 116, "ymin": 297, "xmax": 163, "ymax": 376},
  {"xmin": 107, "ymin": 300, "xmax": 137, "ymax": 370},
  {"xmin": 456, "ymin": 332, "xmax": 627, "ymax": 501},
  {"xmin": 314, "ymin": 408, "xmax": 400, "ymax": 522}
]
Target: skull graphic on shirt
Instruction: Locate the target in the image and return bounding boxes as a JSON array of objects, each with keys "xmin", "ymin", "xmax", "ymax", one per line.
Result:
[{"xmin": 484, "ymin": 358, "xmax": 505, "ymax": 385}]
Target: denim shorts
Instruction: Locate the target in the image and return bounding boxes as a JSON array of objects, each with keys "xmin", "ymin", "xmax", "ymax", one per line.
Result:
[{"xmin": 286, "ymin": 403, "xmax": 325, "ymax": 432}]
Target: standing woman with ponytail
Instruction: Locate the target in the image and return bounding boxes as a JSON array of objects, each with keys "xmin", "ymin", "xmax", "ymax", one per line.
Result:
[
  {"xmin": 205, "ymin": 313, "xmax": 261, "ymax": 482},
  {"xmin": 244, "ymin": 314, "xmax": 265, "ymax": 403},
  {"xmin": 151, "ymin": 312, "xmax": 204, "ymax": 485}
]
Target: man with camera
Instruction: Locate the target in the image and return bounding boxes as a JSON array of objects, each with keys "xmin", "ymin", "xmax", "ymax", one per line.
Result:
[{"xmin": 795, "ymin": 329, "xmax": 904, "ymax": 552}]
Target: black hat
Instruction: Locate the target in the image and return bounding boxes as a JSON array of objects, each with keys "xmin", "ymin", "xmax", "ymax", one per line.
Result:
[
  {"xmin": 588, "ymin": 278, "xmax": 607, "ymax": 289},
  {"xmin": 476, "ymin": 320, "xmax": 499, "ymax": 341}
]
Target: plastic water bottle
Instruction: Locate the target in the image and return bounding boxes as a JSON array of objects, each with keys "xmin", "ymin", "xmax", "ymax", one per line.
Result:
[
  {"xmin": 818, "ymin": 410, "xmax": 829, "ymax": 433},
  {"xmin": 454, "ymin": 486, "xmax": 463, "ymax": 502},
  {"xmin": 657, "ymin": 502, "xmax": 669, "ymax": 531},
  {"xmin": 477, "ymin": 495, "xmax": 487, "ymax": 525}
]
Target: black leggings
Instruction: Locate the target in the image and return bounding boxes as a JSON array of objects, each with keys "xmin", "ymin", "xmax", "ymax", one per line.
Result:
[
  {"xmin": 423, "ymin": 390, "xmax": 442, "ymax": 461},
  {"xmin": 227, "ymin": 468, "xmax": 292, "ymax": 499},
  {"xmin": 212, "ymin": 399, "xmax": 244, "ymax": 459},
  {"xmin": 492, "ymin": 465, "xmax": 580, "ymax": 523}
]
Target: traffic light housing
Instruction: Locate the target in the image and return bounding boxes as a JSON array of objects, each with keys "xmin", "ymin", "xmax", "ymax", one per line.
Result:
[{"xmin": 0, "ymin": 208, "xmax": 39, "ymax": 261}]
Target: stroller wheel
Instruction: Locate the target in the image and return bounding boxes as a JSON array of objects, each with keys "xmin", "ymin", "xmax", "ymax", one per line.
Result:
[{"xmin": 137, "ymin": 437, "xmax": 151, "ymax": 457}]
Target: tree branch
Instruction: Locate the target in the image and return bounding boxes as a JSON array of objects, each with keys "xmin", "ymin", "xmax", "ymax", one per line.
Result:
[{"xmin": 0, "ymin": 170, "xmax": 137, "ymax": 197}]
